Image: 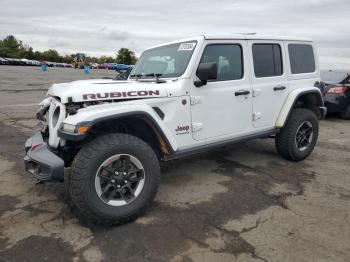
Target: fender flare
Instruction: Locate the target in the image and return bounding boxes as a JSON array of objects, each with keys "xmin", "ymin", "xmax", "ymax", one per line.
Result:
[
  {"xmin": 276, "ymin": 87, "xmax": 324, "ymax": 128},
  {"xmin": 58, "ymin": 104, "xmax": 178, "ymax": 152}
]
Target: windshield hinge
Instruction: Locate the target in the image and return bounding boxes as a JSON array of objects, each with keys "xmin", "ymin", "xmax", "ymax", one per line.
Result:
[{"xmin": 190, "ymin": 96, "xmax": 201, "ymax": 105}]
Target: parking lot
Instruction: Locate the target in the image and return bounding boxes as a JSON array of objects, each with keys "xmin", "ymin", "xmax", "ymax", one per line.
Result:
[{"xmin": 0, "ymin": 65, "xmax": 349, "ymax": 262}]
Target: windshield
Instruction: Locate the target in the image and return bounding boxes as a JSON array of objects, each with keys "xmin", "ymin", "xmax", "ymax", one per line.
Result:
[{"xmin": 130, "ymin": 41, "xmax": 197, "ymax": 79}]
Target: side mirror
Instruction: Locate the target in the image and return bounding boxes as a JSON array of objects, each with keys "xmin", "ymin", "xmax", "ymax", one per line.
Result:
[{"xmin": 195, "ymin": 62, "xmax": 217, "ymax": 87}]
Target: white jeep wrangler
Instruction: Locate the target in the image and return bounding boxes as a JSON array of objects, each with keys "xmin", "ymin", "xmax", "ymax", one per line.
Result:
[{"xmin": 24, "ymin": 34, "xmax": 326, "ymax": 225}]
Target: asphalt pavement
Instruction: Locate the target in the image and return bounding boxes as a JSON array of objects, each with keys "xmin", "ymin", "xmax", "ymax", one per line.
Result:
[{"xmin": 0, "ymin": 66, "xmax": 349, "ymax": 262}]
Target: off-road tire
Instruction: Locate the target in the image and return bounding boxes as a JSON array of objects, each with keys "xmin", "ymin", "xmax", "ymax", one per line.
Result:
[
  {"xmin": 68, "ymin": 133, "xmax": 160, "ymax": 226},
  {"xmin": 275, "ymin": 108, "xmax": 319, "ymax": 161},
  {"xmin": 340, "ymin": 104, "xmax": 350, "ymax": 120}
]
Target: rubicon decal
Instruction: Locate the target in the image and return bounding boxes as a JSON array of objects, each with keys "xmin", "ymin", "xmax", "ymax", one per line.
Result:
[{"xmin": 82, "ymin": 90, "xmax": 160, "ymax": 100}]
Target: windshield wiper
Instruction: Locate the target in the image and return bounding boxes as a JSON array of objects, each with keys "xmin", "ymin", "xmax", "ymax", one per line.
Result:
[
  {"xmin": 129, "ymin": 74, "xmax": 142, "ymax": 81},
  {"xmin": 145, "ymin": 73, "xmax": 166, "ymax": 83}
]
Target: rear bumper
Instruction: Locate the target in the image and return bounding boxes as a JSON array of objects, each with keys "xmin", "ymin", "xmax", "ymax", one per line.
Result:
[
  {"xmin": 24, "ymin": 122, "xmax": 64, "ymax": 181},
  {"xmin": 324, "ymin": 93, "xmax": 348, "ymax": 113}
]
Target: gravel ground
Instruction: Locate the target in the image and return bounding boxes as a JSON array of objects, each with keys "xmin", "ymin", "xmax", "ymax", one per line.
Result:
[{"xmin": 0, "ymin": 66, "xmax": 349, "ymax": 262}]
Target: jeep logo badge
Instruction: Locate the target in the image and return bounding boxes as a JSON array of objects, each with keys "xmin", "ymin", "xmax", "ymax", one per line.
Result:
[{"xmin": 175, "ymin": 125, "xmax": 190, "ymax": 135}]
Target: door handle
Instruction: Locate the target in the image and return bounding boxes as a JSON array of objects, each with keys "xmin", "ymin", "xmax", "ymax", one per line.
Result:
[
  {"xmin": 273, "ymin": 85, "xmax": 286, "ymax": 91},
  {"xmin": 235, "ymin": 90, "xmax": 250, "ymax": 96}
]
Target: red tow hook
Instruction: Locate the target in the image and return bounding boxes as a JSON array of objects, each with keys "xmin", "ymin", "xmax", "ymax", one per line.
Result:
[{"xmin": 31, "ymin": 144, "xmax": 41, "ymax": 151}]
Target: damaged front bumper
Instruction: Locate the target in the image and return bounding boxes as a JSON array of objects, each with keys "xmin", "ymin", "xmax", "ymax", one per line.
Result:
[{"xmin": 24, "ymin": 122, "xmax": 64, "ymax": 181}]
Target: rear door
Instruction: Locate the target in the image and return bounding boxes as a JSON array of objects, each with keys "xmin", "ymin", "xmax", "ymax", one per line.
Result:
[
  {"xmin": 248, "ymin": 41, "xmax": 289, "ymax": 128},
  {"xmin": 190, "ymin": 40, "xmax": 253, "ymax": 141}
]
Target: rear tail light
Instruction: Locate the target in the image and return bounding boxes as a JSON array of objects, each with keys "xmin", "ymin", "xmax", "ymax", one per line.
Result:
[{"xmin": 327, "ymin": 86, "xmax": 347, "ymax": 95}]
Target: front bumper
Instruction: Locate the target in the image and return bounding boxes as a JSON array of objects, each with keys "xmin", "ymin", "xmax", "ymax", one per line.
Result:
[{"xmin": 24, "ymin": 122, "xmax": 64, "ymax": 181}]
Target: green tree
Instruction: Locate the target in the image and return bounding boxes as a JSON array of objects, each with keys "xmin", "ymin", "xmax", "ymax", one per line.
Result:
[
  {"xmin": 20, "ymin": 44, "xmax": 34, "ymax": 59},
  {"xmin": 33, "ymin": 51, "xmax": 43, "ymax": 61},
  {"xmin": 62, "ymin": 55, "xmax": 73, "ymax": 64},
  {"xmin": 116, "ymin": 48, "xmax": 137, "ymax": 65},
  {"xmin": 90, "ymin": 56, "xmax": 99, "ymax": 63},
  {"xmin": 97, "ymin": 55, "xmax": 116, "ymax": 64},
  {"xmin": 41, "ymin": 49, "xmax": 61, "ymax": 62},
  {"xmin": 0, "ymin": 35, "xmax": 137, "ymax": 65},
  {"xmin": 0, "ymin": 35, "xmax": 22, "ymax": 58}
]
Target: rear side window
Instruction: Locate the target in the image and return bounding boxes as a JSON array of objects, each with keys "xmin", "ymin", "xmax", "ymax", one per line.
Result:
[
  {"xmin": 199, "ymin": 44, "xmax": 243, "ymax": 81},
  {"xmin": 252, "ymin": 44, "xmax": 283, "ymax": 78},
  {"xmin": 288, "ymin": 44, "xmax": 315, "ymax": 74}
]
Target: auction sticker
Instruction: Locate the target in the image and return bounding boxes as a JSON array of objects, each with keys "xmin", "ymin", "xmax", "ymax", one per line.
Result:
[{"xmin": 178, "ymin": 42, "xmax": 196, "ymax": 51}]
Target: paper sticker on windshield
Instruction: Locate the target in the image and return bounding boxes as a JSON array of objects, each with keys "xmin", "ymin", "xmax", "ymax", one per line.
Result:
[{"xmin": 178, "ymin": 42, "xmax": 196, "ymax": 51}]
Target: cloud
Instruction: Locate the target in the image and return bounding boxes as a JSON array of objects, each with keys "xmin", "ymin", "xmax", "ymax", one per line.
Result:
[
  {"xmin": 0, "ymin": 0, "xmax": 349, "ymax": 68},
  {"xmin": 108, "ymin": 30, "xmax": 129, "ymax": 41}
]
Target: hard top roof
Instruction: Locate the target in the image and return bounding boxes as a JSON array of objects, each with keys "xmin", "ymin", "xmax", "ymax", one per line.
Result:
[
  {"xmin": 145, "ymin": 34, "xmax": 313, "ymax": 51},
  {"xmin": 203, "ymin": 33, "xmax": 313, "ymax": 42}
]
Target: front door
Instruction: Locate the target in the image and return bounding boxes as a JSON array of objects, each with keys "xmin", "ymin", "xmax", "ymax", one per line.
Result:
[{"xmin": 190, "ymin": 41, "xmax": 253, "ymax": 141}]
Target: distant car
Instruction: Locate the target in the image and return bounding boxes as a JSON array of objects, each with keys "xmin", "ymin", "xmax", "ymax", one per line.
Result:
[
  {"xmin": 0, "ymin": 57, "xmax": 9, "ymax": 65},
  {"xmin": 4, "ymin": 58, "xmax": 15, "ymax": 65},
  {"xmin": 98, "ymin": 63, "xmax": 112, "ymax": 70},
  {"xmin": 3, "ymin": 58, "xmax": 14, "ymax": 65},
  {"xmin": 31, "ymin": 60, "xmax": 41, "ymax": 66},
  {"xmin": 5, "ymin": 58, "xmax": 26, "ymax": 65},
  {"xmin": 91, "ymin": 63, "xmax": 99, "ymax": 69},
  {"xmin": 111, "ymin": 64, "xmax": 132, "ymax": 71},
  {"xmin": 20, "ymin": 59, "xmax": 40, "ymax": 66},
  {"xmin": 21, "ymin": 58, "xmax": 31, "ymax": 65},
  {"xmin": 114, "ymin": 68, "xmax": 132, "ymax": 80},
  {"xmin": 319, "ymin": 70, "xmax": 350, "ymax": 119}
]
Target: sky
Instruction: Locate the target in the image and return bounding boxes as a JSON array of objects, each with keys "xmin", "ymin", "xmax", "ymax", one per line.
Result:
[{"xmin": 0, "ymin": 0, "xmax": 349, "ymax": 69}]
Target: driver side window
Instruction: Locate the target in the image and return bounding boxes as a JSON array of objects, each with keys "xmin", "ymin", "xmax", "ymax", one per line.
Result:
[{"xmin": 199, "ymin": 44, "xmax": 243, "ymax": 81}]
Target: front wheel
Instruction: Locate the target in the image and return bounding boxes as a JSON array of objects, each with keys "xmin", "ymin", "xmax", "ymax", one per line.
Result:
[
  {"xmin": 275, "ymin": 108, "xmax": 319, "ymax": 161},
  {"xmin": 68, "ymin": 133, "xmax": 160, "ymax": 225}
]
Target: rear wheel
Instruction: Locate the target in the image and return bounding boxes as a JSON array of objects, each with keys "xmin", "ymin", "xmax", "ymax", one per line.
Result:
[
  {"xmin": 68, "ymin": 133, "xmax": 160, "ymax": 225},
  {"xmin": 275, "ymin": 108, "xmax": 319, "ymax": 161}
]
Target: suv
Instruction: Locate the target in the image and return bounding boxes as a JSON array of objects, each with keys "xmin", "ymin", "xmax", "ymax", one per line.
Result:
[{"xmin": 24, "ymin": 34, "xmax": 326, "ymax": 225}]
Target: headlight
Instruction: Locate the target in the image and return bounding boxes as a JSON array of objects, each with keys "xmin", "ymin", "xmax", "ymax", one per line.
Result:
[
  {"xmin": 36, "ymin": 97, "xmax": 52, "ymax": 121},
  {"xmin": 36, "ymin": 106, "xmax": 49, "ymax": 121},
  {"xmin": 61, "ymin": 123, "xmax": 76, "ymax": 133},
  {"xmin": 60, "ymin": 122, "xmax": 90, "ymax": 134},
  {"xmin": 38, "ymin": 97, "xmax": 52, "ymax": 107}
]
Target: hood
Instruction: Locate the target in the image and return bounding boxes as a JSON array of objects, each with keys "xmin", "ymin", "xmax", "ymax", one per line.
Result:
[{"xmin": 47, "ymin": 79, "xmax": 168, "ymax": 103}]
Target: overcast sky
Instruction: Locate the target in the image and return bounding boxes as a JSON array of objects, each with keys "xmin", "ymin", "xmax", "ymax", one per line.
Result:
[{"xmin": 0, "ymin": 0, "xmax": 349, "ymax": 69}]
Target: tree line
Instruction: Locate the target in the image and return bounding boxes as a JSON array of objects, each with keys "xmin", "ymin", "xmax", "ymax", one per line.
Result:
[{"xmin": 0, "ymin": 35, "xmax": 137, "ymax": 65}]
